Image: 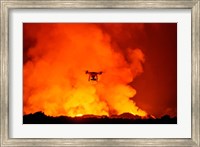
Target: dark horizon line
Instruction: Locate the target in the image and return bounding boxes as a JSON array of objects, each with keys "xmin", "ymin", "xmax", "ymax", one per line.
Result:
[{"xmin": 23, "ymin": 111, "xmax": 177, "ymax": 124}]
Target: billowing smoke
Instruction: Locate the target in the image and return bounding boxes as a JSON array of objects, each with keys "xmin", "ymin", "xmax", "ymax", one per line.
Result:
[{"xmin": 23, "ymin": 23, "xmax": 147, "ymax": 117}]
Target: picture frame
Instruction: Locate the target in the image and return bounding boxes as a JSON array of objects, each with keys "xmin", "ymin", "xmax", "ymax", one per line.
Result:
[{"xmin": 0, "ymin": 0, "xmax": 199, "ymax": 146}]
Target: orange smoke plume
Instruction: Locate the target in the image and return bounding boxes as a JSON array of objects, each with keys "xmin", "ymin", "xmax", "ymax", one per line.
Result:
[{"xmin": 23, "ymin": 23, "xmax": 147, "ymax": 117}]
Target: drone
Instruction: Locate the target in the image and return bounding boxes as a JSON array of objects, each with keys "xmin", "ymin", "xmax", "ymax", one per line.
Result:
[{"xmin": 85, "ymin": 70, "xmax": 103, "ymax": 81}]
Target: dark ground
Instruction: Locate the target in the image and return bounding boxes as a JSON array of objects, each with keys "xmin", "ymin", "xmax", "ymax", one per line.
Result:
[{"xmin": 23, "ymin": 111, "xmax": 177, "ymax": 124}]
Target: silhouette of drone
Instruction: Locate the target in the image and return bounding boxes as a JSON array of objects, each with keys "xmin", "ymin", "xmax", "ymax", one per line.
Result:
[{"xmin": 85, "ymin": 70, "xmax": 103, "ymax": 81}]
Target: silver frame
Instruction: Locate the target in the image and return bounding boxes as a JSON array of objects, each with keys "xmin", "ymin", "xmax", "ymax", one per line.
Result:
[{"xmin": 0, "ymin": 0, "xmax": 199, "ymax": 146}]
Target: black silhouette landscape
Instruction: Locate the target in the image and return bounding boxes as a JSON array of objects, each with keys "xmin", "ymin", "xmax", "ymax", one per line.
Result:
[{"xmin": 23, "ymin": 111, "xmax": 177, "ymax": 124}]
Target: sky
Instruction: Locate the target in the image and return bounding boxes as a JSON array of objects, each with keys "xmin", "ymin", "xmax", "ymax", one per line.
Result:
[{"xmin": 23, "ymin": 23, "xmax": 177, "ymax": 118}]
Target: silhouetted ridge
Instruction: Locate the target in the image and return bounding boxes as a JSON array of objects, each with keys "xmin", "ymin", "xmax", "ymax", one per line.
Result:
[{"xmin": 23, "ymin": 111, "xmax": 177, "ymax": 124}]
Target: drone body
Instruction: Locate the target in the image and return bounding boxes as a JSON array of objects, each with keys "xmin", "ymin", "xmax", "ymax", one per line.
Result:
[{"xmin": 85, "ymin": 70, "xmax": 103, "ymax": 81}]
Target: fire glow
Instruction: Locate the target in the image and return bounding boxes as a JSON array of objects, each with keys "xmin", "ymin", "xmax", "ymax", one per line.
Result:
[{"xmin": 23, "ymin": 23, "xmax": 148, "ymax": 118}]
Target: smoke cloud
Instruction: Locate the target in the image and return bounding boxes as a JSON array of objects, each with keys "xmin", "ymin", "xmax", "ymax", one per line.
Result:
[{"xmin": 23, "ymin": 23, "xmax": 147, "ymax": 117}]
